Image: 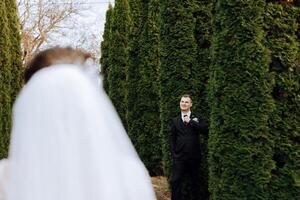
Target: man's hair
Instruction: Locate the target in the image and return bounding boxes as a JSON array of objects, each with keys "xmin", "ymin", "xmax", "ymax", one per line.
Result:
[
  {"xmin": 181, "ymin": 94, "xmax": 192, "ymax": 103},
  {"xmin": 24, "ymin": 47, "xmax": 91, "ymax": 83}
]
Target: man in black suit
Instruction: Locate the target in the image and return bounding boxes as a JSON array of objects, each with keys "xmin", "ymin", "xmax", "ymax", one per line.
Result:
[{"xmin": 170, "ymin": 94, "xmax": 208, "ymax": 200}]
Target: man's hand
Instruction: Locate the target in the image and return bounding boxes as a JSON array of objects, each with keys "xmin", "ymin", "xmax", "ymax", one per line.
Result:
[{"xmin": 183, "ymin": 115, "xmax": 191, "ymax": 123}]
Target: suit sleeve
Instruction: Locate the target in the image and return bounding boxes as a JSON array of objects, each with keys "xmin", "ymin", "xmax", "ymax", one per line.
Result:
[
  {"xmin": 189, "ymin": 115, "xmax": 209, "ymax": 135},
  {"xmin": 169, "ymin": 119, "xmax": 177, "ymax": 158}
]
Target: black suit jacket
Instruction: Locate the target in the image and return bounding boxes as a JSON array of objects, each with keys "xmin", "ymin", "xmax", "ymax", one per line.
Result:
[{"xmin": 170, "ymin": 112, "xmax": 208, "ymax": 160}]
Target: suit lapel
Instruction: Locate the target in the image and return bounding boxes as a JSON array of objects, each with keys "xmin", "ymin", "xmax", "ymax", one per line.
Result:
[
  {"xmin": 190, "ymin": 112, "xmax": 195, "ymax": 119},
  {"xmin": 176, "ymin": 115, "xmax": 187, "ymax": 132}
]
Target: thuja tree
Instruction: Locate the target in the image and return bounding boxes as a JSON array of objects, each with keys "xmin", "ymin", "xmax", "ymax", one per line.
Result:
[
  {"xmin": 136, "ymin": 0, "xmax": 163, "ymax": 175},
  {"xmin": 191, "ymin": 1, "xmax": 213, "ymax": 199},
  {"xmin": 108, "ymin": 0, "xmax": 130, "ymax": 128},
  {"xmin": 0, "ymin": 1, "xmax": 12, "ymax": 159},
  {"xmin": 192, "ymin": 0, "xmax": 212, "ymax": 118},
  {"xmin": 208, "ymin": 0, "xmax": 275, "ymax": 199},
  {"xmin": 126, "ymin": 0, "xmax": 148, "ymax": 171},
  {"xmin": 100, "ymin": 4, "xmax": 113, "ymax": 94},
  {"xmin": 265, "ymin": 2, "xmax": 300, "ymax": 199},
  {"xmin": 5, "ymin": 0, "xmax": 23, "ymax": 104},
  {"xmin": 159, "ymin": 0, "xmax": 198, "ymax": 198}
]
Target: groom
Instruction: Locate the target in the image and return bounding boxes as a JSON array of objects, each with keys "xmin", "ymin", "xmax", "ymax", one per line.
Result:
[{"xmin": 170, "ymin": 94, "xmax": 209, "ymax": 200}]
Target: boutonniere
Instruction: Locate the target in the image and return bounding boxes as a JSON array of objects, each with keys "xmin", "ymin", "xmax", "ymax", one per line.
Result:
[{"xmin": 192, "ymin": 117, "xmax": 199, "ymax": 122}]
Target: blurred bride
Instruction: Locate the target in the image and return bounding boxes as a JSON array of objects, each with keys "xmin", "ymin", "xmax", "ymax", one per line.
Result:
[{"xmin": 0, "ymin": 47, "xmax": 156, "ymax": 200}]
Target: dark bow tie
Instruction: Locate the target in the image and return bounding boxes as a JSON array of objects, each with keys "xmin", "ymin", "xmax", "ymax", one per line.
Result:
[{"xmin": 183, "ymin": 115, "xmax": 188, "ymax": 125}]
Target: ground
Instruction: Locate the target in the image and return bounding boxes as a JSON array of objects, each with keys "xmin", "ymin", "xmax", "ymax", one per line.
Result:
[{"xmin": 151, "ymin": 176, "xmax": 171, "ymax": 200}]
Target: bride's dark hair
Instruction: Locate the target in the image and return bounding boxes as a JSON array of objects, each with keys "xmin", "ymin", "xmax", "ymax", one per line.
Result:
[{"xmin": 24, "ymin": 47, "xmax": 91, "ymax": 83}]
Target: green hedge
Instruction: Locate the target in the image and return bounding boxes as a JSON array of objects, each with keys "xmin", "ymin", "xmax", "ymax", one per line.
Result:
[
  {"xmin": 100, "ymin": 4, "xmax": 113, "ymax": 94},
  {"xmin": 5, "ymin": 0, "xmax": 23, "ymax": 105},
  {"xmin": 208, "ymin": 0, "xmax": 275, "ymax": 199},
  {"xmin": 192, "ymin": 1, "xmax": 213, "ymax": 199},
  {"xmin": 138, "ymin": 0, "xmax": 163, "ymax": 176},
  {"xmin": 100, "ymin": 2, "xmax": 300, "ymax": 198},
  {"xmin": 159, "ymin": 0, "xmax": 199, "ymax": 199},
  {"xmin": 0, "ymin": 1, "xmax": 12, "ymax": 159},
  {"xmin": 265, "ymin": 3, "xmax": 300, "ymax": 199},
  {"xmin": 127, "ymin": 0, "xmax": 163, "ymax": 176},
  {"xmin": 108, "ymin": 0, "xmax": 130, "ymax": 129},
  {"xmin": 126, "ymin": 0, "xmax": 144, "ymax": 153}
]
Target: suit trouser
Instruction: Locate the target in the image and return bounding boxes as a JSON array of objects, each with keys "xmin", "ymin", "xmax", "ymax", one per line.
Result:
[{"xmin": 171, "ymin": 158, "xmax": 201, "ymax": 200}]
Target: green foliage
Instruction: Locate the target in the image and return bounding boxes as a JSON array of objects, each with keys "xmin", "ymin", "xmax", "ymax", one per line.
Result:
[
  {"xmin": 126, "ymin": 0, "xmax": 145, "ymax": 158},
  {"xmin": 127, "ymin": 0, "xmax": 163, "ymax": 176},
  {"xmin": 191, "ymin": 1, "xmax": 213, "ymax": 199},
  {"xmin": 5, "ymin": 0, "xmax": 23, "ymax": 104},
  {"xmin": 139, "ymin": 0, "xmax": 163, "ymax": 175},
  {"xmin": 192, "ymin": 0, "xmax": 212, "ymax": 119},
  {"xmin": 101, "ymin": 1, "xmax": 300, "ymax": 199},
  {"xmin": 159, "ymin": 0, "xmax": 201, "ymax": 199},
  {"xmin": 0, "ymin": 1, "xmax": 12, "ymax": 159},
  {"xmin": 208, "ymin": 0, "xmax": 275, "ymax": 199},
  {"xmin": 108, "ymin": 0, "xmax": 130, "ymax": 129},
  {"xmin": 265, "ymin": 3, "xmax": 300, "ymax": 199},
  {"xmin": 100, "ymin": 4, "xmax": 113, "ymax": 94}
]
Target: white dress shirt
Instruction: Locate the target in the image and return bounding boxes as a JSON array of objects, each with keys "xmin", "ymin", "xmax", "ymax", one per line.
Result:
[{"xmin": 181, "ymin": 111, "xmax": 191, "ymax": 122}]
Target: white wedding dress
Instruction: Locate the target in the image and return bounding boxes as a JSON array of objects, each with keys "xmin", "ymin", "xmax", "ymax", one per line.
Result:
[
  {"xmin": 0, "ymin": 159, "xmax": 9, "ymax": 200},
  {"xmin": 4, "ymin": 64, "xmax": 156, "ymax": 200}
]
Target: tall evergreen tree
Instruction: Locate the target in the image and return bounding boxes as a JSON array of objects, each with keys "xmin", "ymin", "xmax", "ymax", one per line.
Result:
[
  {"xmin": 5, "ymin": 0, "xmax": 23, "ymax": 104},
  {"xmin": 100, "ymin": 4, "xmax": 113, "ymax": 94},
  {"xmin": 208, "ymin": 1, "xmax": 275, "ymax": 199},
  {"xmin": 191, "ymin": 1, "xmax": 213, "ymax": 199},
  {"xmin": 159, "ymin": 0, "xmax": 199, "ymax": 199},
  {"xmin": 126, "ymin": 0, "xmax": 145, "ymax": 162},
  {"xmin": 138, "ymin": 0, "xmax": 163, "ymax": 175},
  {"xmin": 192, "ymin": 0, "xmax": 212, "ymax": 118},
  {"xmin": 108, "ymin": 0, "xmax": 130, "ymax": 128},
  {"xmin": 265, "ymin": 2, "xmax": 300, "ymax": 199},
  {"xmin": 0, "ymin": 1, "xmax": 12, "ymax": 159},
  {"xmin": 127, "ymin": 0, "xmax": 163, "ymax": 176}
]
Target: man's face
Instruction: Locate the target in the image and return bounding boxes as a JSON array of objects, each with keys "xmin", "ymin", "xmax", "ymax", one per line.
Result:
[{"xmin": 180, "ymin": 97, "xmax": 192, "ymax": 112}]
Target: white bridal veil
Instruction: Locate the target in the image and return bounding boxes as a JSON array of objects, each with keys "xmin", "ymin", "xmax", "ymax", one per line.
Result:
[{"xmin": 7, "ymin": 64, "xmax": 156, "ymax": 200}]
